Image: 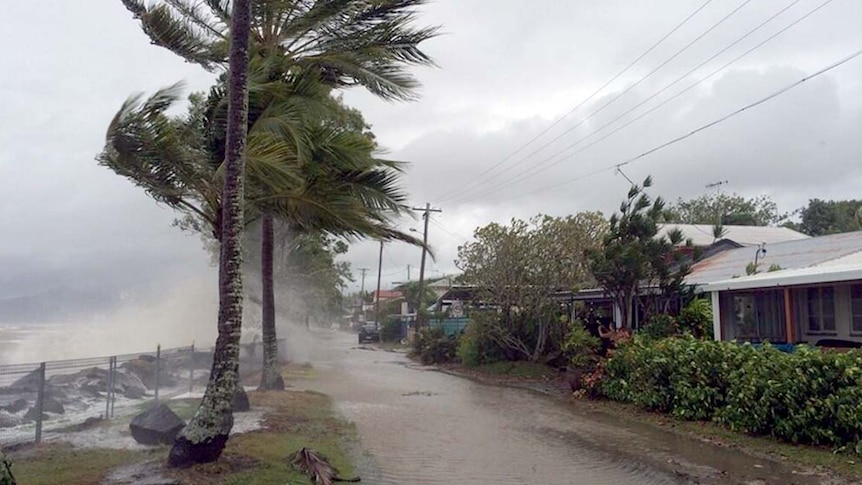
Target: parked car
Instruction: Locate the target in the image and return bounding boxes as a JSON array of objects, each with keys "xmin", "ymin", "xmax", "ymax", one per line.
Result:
[{"xmin": 358, "ymin": 322, "xmax": 380, "ymax": 343}]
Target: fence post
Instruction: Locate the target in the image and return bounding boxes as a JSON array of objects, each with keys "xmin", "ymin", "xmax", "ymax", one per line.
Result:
[
  {"xmin": 35, "ymin": 362, "xmax": 46, "ymax": 444},
  {"xmin": 105, "ymin": 357, "xmax": 114, "ymax": 420},
  {"xmin": 188, "ymin": 342, "xmax": 195, "ymax": 395},
  {"xmin": 154, "ymin": 344, "xmax": 161, "ymax": 404},
  {"xmin": 110, "ymin": 357, "xmax": 117, "ymax": 418}
]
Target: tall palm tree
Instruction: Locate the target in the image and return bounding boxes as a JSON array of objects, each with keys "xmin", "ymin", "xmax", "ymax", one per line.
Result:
[
  {"xmin": 169, "ymin": 0, "xmax": 249, "ymax": 467},
  {"xmin": 101, "ymin": 79, "xmax": 423, "ymax": 391},
  {"xmin": 118, "ymin": 0, "xmax": 437, "ymax": 390}
]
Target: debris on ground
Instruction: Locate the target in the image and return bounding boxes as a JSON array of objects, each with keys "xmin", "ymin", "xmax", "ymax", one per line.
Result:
[{"xmin": 288, "ymin": 447, "xmax": 359, "ymax": 484}]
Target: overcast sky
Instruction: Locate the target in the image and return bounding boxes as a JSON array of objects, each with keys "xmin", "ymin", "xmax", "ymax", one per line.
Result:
[{"xmin": 3, "ymin": 0, "xmax": 862, "ymax": 305}]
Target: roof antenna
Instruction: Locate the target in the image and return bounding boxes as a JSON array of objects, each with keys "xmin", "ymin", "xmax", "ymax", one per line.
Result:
[{"xmin": 615, "ymin": 165, "xmax": 634, "ymax": 185}]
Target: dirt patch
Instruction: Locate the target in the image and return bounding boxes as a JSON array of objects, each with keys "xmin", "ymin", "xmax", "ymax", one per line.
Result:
[{"xmin": 164, "ymin": 453, "xmax": 262, "ymax": 484}]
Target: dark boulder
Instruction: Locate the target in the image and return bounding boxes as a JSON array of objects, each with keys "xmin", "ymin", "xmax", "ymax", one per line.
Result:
[
  {"xmin": 129, "ymin": 403, "xmax": 185, "ymax": 446},
  {"xmin": 42, "ymin": 396, "xmax": 65, "ymax": 414},
  {"xmin": 24, "ymin": 407, "xmax": 48, "ymax": 422},
  {"xmin": 74, "ymin": 416, "xmax": 104, "ymax": 431},
  {"xmin": 0, "ymin": 411, "xmax": 23, "ymax": 429},
  {"xmin": 121, "ymin": 358, "xmax": 176, "ymax": 390},
  {"xmin": 232, "ymin": 387, "xmax": 250, "ymax": 413},
  {"xmin": 124, "ymin": 386, "xmax": 146, "ymax": 399},
  {"xmin": 10, "ymin": 368, "xmax": 42, "ymax": 392},
  {"xmin": 113, "ymin": 370, "xmax": 148, "ymax": 398},
  {"xmin": 2, "ymin": 399, "xmax": 28, "ymax": 414}
]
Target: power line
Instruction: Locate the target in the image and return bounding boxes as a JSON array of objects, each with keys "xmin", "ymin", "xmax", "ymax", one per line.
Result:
[
  {"xmin": 429, "ymin": 218, "xmax": 471, "ymax": 244},
  {"xmin": 437, "ymin": 0, "xmax": 750, "ymax": 204},
  {"xmin": 432, "ymin": 0, "xmax": 714, "ymax": 202},
  {"xmin": 448, "ymin": 0, "xmax": 833, "ymax": 206},
  {"xmin": 498, "ymin": 46, "xmax": 862, "ymax": 203}
]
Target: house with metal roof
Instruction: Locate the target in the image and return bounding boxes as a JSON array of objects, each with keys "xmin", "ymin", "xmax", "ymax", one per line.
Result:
[
  {"xmin": 656, "ymin": 223, "xmax": 808, "ymax": 247},
  {"xmin": 697, "ymin": 231, "xmax": 862, "ymax": 346}
]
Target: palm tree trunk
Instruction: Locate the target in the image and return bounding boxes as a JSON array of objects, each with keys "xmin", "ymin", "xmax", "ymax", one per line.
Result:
[
  {"xmin": 0, "ymin": 445, "xmax": 15, "ymax": 485},
  {"xmin": 168, "ymin": 0, "xmax": 251, "ymax": 467},
  {"xmin": 259, "ymin": 215, "xmax": 285, "ymax": 390}
]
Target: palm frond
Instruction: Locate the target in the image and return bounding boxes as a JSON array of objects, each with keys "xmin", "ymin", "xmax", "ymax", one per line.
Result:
[
  {"xmin": 122, "ymin": 0, "xmax": 227, "ymax": 70},
  {"xmin": 98, "ymin": 82, "xmax": 219, "ymax": 230},
  {"xmin": 288, "ymin": 447, "xmax": 339, "ymax": 485}
]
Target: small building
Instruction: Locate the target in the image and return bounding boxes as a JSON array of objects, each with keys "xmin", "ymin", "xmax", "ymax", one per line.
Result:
[{"xmin": 698, "ymin": 231, "xmax": 862, "ymax": 346}]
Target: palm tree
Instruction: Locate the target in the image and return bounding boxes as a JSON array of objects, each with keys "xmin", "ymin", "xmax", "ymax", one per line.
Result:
[
  {"xmin": 168, "ymin": 0, "xmax": 250, "ymax": 467},
  {"xmin": 118, "ymin": 0, "xmax": 437, "ymax": 390},
  {"xmin": 101, "ymin": 79, "xmax": 423, "ymax": 390}
]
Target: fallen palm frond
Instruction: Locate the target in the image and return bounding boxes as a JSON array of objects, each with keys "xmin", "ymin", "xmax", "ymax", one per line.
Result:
[{"xmin": 288, "ymin": 447, "xmax": 359, "ymax": 484}]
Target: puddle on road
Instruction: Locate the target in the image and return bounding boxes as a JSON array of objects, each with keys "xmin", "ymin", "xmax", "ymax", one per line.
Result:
[{"xmin": 300, "ymin": 331, "xmax": 829, "ymax": 485}]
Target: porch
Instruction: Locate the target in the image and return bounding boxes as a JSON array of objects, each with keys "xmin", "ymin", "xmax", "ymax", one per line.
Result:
[{"xmin": 702, "ymin": 266, "xmax": 862, "ymax": 346}]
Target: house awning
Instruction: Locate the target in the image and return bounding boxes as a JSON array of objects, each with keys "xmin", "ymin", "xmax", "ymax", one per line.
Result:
[{"xmin": 700, "ymin": 264, "xmax": 862, "ymax": 292}]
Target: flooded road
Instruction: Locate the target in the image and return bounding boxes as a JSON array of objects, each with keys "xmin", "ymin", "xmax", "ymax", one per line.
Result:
[{"xmin": 299, "ymin": 330, "xmax": 827, "ymax": 485}]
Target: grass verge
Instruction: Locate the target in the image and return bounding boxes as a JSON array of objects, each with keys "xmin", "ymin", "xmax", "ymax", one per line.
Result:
[
  {"xmin": 8, "ymin": 365, "xmax": 356, "ymax": 485},
  {"xmin": 577, "ymin": 398, "xmax": 862, "ymax": 481},
  {"xmin": 167, "ymin": 390, "xmax": 355, "ymax": 485},
  {"xmin": 7, "ymin": 444, "xmax": 154, "ymax": 485}
]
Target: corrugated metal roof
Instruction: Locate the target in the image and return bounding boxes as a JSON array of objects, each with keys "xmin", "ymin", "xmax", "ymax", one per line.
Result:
[
  {"xmin": 657, "ymin": 224, "xmax": 808, "ymax": 247},
  {"xmin": 701, "ymin": 264, "xmax": 862, "ymax": 292},
  {"xmin": 687, "ymin": 231, "xmax": 862, "ymax": 286}
]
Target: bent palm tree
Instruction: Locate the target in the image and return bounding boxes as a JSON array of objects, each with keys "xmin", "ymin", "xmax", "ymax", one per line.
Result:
[
  {"xmin": 119, "ymin": 0, "xmax": 437, "ymax": 390},
  {"xmin": 101, "ymin": 80, "xmax": 424, "ymax": 391}
]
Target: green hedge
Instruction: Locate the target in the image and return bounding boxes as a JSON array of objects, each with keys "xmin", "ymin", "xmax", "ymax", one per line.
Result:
[{"xmin": 601, "ymin": 335, "xmax": 862, "ymax": 449}]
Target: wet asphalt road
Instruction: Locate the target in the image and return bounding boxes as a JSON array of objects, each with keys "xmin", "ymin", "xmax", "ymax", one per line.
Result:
[{"xmin": 296, "ymin": 330, "xmax": 830, "ymax": 485}]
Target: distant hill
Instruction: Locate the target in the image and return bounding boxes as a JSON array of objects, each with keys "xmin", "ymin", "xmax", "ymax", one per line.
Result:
[{"xmin": 0, "ymin": 286, "xmax": 124, "ymax": 324}]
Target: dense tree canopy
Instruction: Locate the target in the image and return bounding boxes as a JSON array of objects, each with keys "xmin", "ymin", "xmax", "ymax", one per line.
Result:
[
  {"xmin": 663, "ymin": 193, "xmax": 784, "ymax": 227},
  {"xmin": 457, "ymin": 213, "xmax": 607, "ymax": 361},
  {"xmin": 787, "ymin": 199, "xmax": 862, "ymax": 236}
]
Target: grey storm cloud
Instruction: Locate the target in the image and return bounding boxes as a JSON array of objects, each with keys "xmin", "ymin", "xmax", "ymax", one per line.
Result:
[{"xmin": 2, "ymin": 0, "xmax": 862, "ymax": 299}]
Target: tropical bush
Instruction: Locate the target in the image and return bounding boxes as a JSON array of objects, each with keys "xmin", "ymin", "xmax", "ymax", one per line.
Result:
[
  {"xmin": 599, "ymin": 335, "xmax": 862, "ymax": 450},
  {"xmin": 677, "ymin": 298, "xmax": 713, "ymax": 339},
  {"xmin": 380, "ymin": 319, "xmax": 402, "ymax": 342},
  {"xmin": 638, "ymin": 314, "xmax": 678, "ymax": 341},
  {"xmin": 561, "ymin": 320, "xmax": 601, "ymax": 370},
  {"xmin": 455, "ymin": 313, "xmax": 510, "ymax": 367},
  {"xmin": 411, "ymin": 327, "xmax": 459, "ymax": 365}
]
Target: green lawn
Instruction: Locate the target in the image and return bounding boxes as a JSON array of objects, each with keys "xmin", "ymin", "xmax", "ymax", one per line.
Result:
[{"xmin": 8, "ymin": 365, "xmax": 356, "ymax": 485}]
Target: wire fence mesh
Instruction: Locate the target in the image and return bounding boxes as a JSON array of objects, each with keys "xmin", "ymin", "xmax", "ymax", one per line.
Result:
[{"xmin": 0, "ymin": 338, "xmax": 279, "ymax": 447}]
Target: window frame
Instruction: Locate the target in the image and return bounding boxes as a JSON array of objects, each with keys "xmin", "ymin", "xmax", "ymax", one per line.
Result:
[{"xmin": 805, "ymin": 286, "xmax": 836, "ymax": 334}]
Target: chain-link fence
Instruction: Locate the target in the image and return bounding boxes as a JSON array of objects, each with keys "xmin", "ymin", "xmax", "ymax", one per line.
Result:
[{"xmin": 0, "ymin": 338, "xmax": 280, "ymax": 447}]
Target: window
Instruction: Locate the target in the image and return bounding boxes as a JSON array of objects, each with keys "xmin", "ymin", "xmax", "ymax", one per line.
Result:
[
  {"xmin": 851, "ymin": 284, "xmax": 862, "ymax": 334},
  {"xmin": 806, "ymin": 287, "xmax": 836, "ymax": 332},
  {"xmin": 729, "ymin": 291, "xmax": 786, "ymax": 342}
]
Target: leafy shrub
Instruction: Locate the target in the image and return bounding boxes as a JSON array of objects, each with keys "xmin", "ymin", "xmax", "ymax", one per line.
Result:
[
  {"xmin": 562, "ymin": 319, "xmax": 600, "ymax": 370},
  {"xmin": 380, "ymin": 319, "xmax": 403, "ymax": 342},
  {"xmin": 455, "ymin": 313, "xmax": 507, "ymax": 367},
  {"xmin": 456, "ymin": 331, "xmax": 481, "ymax": 367},
  {"xmin": 411, "ymin": 327, "xmax": 459, "ymax": 365},
  {"xmin": 599, "ymin": 336, "xmax": 862, "ymax": 449},
  {"xmin": 639, "ymin": 314, "xmax": 677, "ymax": 341},
  {"xmin": 677, "ymin": 298, "xmax": 713, "ymax": 339}
]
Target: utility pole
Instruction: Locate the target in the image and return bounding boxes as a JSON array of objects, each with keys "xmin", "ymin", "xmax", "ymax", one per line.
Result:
[
  {"xmin": 412, "ymin": 203, "xmax": 442, "ymax": 329},
  {"xmin": 358, "ymin": 268, "xmax": 369, "ymax": 296},
  {"xmin": 357, "ymin": 267, "xmax": 370, "ymax": 321},
  {"xmin": 375, "ymin": 241, "xmax": 384, "ymax": 324},
  {"xmin": 407, "ymin": 264, "xmax": 411, "ymax": 281}
]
